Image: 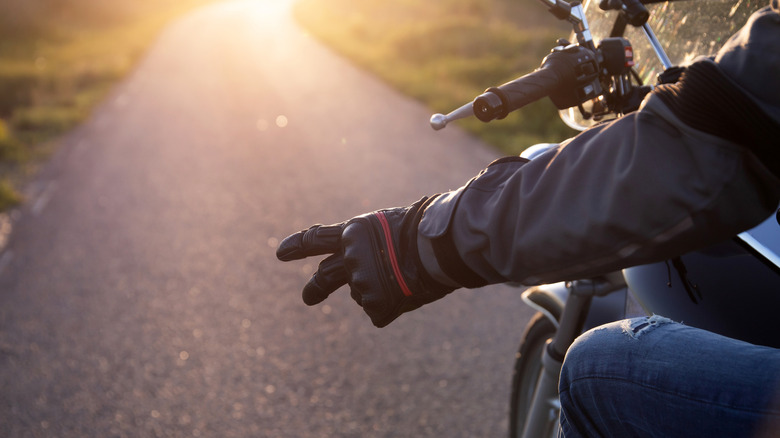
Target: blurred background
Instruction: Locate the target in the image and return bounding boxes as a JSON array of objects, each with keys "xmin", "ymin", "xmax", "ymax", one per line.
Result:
[
  {"xmin": 0, "ymin": 0, "xmax": 572, "ymax": 211},
  {"xmin": 0, "ymin": 0, "xmax": 571, "ymax": 436},
  {"xmin": 0, "ymin": 0, "xmax": 222, "ymax": 209}
]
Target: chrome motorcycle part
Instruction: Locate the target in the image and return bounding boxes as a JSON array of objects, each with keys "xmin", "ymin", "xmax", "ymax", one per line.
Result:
[
  {"xmin": 518, "ymin": 143, "xmax": 559, "ymax": 160},
  {"xmin": 429, "ymin": 102, "xmax": 473, "ymax": 130},
  {"xmin": 521, "ymin": 283, "xmax": 568, "ymax": 328},
  {"xmin": 739, "ymin": 211, "xmax": 780, "ymax": 269},
  {"xmin": 641, "ymin": 22, "xmax": 673, "ymax": 69}
]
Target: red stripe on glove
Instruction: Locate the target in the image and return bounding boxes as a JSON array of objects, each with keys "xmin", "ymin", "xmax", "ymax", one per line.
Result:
[{"xmin": 375, "ymin": 212, "xmax": 413, "ymax": 297}]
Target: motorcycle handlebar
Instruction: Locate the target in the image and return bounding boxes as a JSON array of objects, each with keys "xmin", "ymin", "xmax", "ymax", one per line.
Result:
[
  {"xmin": 473, "ymin": 66, "xmax": 563, "ymax": 122},
  {"xmin": 429, "ymin": 44, "xmax": 604, "ymax": 130}
]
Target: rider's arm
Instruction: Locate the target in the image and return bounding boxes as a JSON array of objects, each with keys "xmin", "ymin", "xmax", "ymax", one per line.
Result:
[
  {"xmin": 277, "ymin": 3, "xmax": 780, "ymax": 327},
  {"xmin": 417, "ymin": 5, "xmax": 780, "ymax": 287}
]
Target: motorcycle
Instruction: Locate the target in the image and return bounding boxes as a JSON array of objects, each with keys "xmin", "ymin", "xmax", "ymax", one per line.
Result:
[{"xmin": 429, "ymin": 0, "xmax": 780, "ymax": 436}]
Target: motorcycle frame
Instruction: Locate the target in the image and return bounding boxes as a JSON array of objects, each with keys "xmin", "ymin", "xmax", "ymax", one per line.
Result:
[{"xmin": 520, "ymin": 275, "xmax": 629, "ymax": 437}]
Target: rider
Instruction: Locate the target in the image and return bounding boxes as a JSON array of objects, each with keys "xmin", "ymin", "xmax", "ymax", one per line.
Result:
[{"xmin": 277, "ymin": 1, "xmax": 780, "ymax": 435}]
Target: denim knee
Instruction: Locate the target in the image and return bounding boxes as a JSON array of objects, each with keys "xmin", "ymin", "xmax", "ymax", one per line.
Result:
[
  {"xmin": 559, "ymin": 316, "xmax": 780, "ymax": 438},
  {"xmin": 558, "ymin": 316, "xmax": 680, "ymax": 437},
  {"xmin": 560, "ymin": 315, "xmax": 676, "ymax": 390}
]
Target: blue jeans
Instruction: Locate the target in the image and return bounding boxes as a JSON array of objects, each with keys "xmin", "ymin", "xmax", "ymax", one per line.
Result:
[{"xmin": 559, "ymin": 316, "xmax": 780, "ymax": 437}]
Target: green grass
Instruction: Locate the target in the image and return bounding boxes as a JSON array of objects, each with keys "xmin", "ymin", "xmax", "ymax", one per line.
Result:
[
  {"xmin": 293, "ymin": 0, "xmax": 578, "ymax": 154},
  {"xmin": 0, "ymin": 178, "xmax": 22, "ymax": 211},
  {"xmin": 0, "ymin": 0, "xmax": 219, "ymax": 211}
]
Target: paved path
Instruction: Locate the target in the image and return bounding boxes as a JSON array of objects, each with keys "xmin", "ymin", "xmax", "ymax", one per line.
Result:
[{"xmin": 0, "ymin": 1, "xmax": 534, "ymax": 436}]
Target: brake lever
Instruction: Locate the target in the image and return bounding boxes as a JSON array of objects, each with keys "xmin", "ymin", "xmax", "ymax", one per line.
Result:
[{"xmin": 429, "ymin": 102, "xmax": 474, "ymax": 131}]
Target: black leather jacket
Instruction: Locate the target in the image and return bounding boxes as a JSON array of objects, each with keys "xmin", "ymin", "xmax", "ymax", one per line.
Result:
[{"xmin": 417, "ymin": 2, "xmax": 780, "ymax": 287}]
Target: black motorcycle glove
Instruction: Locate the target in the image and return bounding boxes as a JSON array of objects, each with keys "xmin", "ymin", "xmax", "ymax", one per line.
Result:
[{"xmin": 276, "ymin": 197, "xmax": 456, "ymax": 328}]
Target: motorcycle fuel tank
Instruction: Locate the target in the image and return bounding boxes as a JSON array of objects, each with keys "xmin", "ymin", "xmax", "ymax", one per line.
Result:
[{"xmin": 624, "ymin": 210, "xmax": 780, "ymax": 348}]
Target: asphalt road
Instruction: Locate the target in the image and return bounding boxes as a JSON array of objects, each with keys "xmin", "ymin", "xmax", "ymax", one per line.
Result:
[{"xmin": 0, "ymin": 1, "xmax": 535, "ymax": 436}]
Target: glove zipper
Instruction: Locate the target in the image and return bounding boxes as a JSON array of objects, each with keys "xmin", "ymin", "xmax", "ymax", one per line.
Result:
[{"xmin": 375, "ymin": 212, "xmax": 414, "ymax": 297}]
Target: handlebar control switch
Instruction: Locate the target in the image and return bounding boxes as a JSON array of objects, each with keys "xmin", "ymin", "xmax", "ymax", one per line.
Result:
[
  {"xmin": 547, "ymin": 45, "xmax": 602, "ymax": 110},
  {"xmin": 598, "ymin": 37, "xmax": 635, "ymax": 75},
  {"xmin": 470, "ymin": 44, "xmax": 603, "ymax": 124}
]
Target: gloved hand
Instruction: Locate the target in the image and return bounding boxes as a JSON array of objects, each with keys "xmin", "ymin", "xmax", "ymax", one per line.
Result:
[{"xmin": 276, "ymin": 197, "xmax": 455, "ymax": 327}]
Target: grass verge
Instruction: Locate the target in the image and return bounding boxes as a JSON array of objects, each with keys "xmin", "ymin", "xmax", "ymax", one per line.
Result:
[
  {"xmin": 0, "ymin": 0, "xmax": 219, "ymax": 211},
  {"xmin": 293, "ymin": 0, "xmax": 578, "ymax": 155}
]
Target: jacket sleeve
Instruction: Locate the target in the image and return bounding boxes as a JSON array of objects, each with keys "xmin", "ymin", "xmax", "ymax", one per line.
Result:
[{"xmin": 416, "ymin": 5, "xmax": 780, "ymax": 287}]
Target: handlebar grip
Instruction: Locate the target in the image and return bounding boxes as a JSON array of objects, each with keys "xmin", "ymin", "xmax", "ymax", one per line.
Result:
[{"xmin": 473, "ymin": 67, "xmax": 562, "ymax": 122}]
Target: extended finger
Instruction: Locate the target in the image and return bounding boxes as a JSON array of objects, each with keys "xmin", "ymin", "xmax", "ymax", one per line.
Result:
[
  {"xmin": 276, "ymin": 223, "xmax": 344, "ymax": 261},
  {"xmin": 302, "ymin": 253, "xmax": 348, "ymax": 305}
]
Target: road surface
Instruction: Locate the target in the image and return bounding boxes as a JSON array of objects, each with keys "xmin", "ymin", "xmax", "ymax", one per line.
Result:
[{"xmin": 0, "ymin": 1, "xmax": 535, "ymax": 436}]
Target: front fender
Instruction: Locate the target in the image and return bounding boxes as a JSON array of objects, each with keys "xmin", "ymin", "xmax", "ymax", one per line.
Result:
[{"xmin": 521, "ymin": 282, "xmax": 569, "ymax": 328}]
